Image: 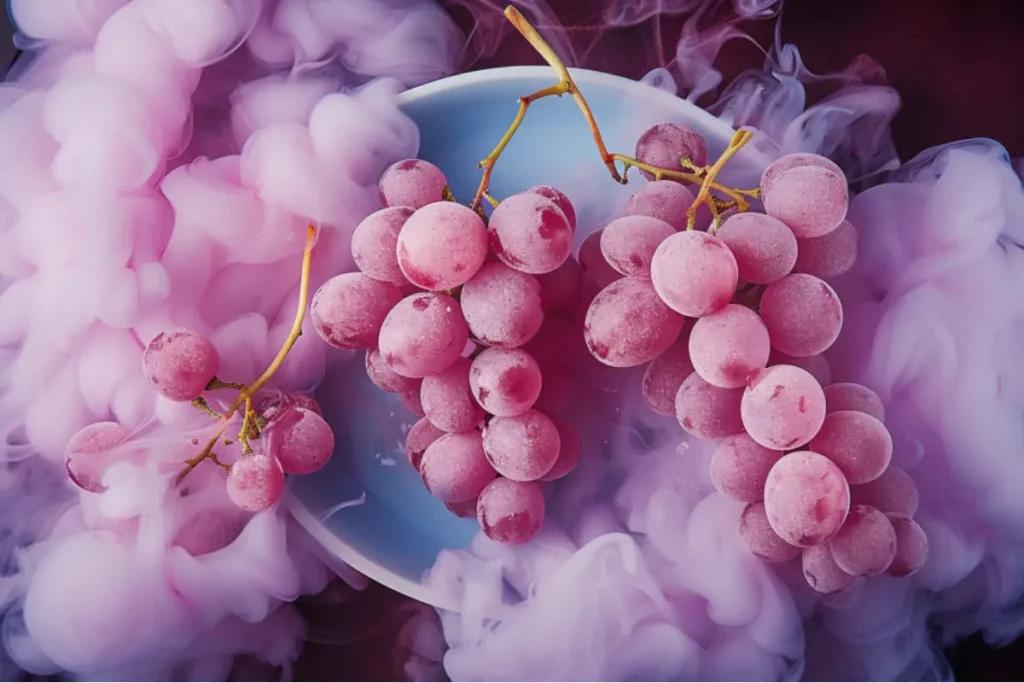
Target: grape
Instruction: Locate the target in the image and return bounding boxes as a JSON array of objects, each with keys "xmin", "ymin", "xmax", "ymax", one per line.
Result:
[
  {"xmin": 634, "ymin": 122, "xmax": 709, "ymax": 180},
  {"xmin": 351, "ymin": 206, "xmax": 415, "ymax": 285},
  {"xmin": 584, "ymin": 278, "xmax": 684, "ymax": 368},
  {"xmin": 378, "ymin": 158, "xmax": 446, "ymax": 209},
  {"xmin": 460, "ymin": 262, "xmax": 544, "ymax": 348},
  {"xmin": 378, "ymin": 292, "xmax": 469, "ymax": 378},
  {"xmin": 259, "ymin": 392, "xmax": 323, "ymax": 422},
  {"xmin": 599, "ymin": 215, "xmax": 675, "ymax": 279},
  {"xmin": 419, "ymin": 431, "xmax": 496, "ymax": 503},
  {"xmin": 445, "ymin": 498, "xmax": 479, "ymax": 519},
  {"xmin": 759, "ymin": 274, "xmax": 843, "ymax": 357},
  {"xmin": 808, "ymin": 410, "xmax": 892, "ymax": 485},
  {"xmin": 674, "ymin": 371, "xmax": 744, "ymax": 439},
  {"xmin": 142, "ymin": 329, "xmax": 220, "ymax": 401},
  {"xmin": 226, "ymin": 451, "xmax": 285, "ymax": 512},
  {"xmin": 762, "ymin": 164, "xmax": 848, "ymax": 238},
  {"xmin": 265, "ymin": 407, "xmax": 335, "ymax": 475},
  {"xmin": 528, "ymin": 185, "xmax": 576, "ymax": 232},
  {"xmin": 405, "ymin": 418, "xmax": 444, "ymax": 471},
  {"xmin": 642, "ymin": 335, "xmax": 694, "ymax": 416},
  {"xmin": 886, "ymin": 515, "xmax": 929, "ymax": 577},
  {"xmin": 534, "ymin": 257, "xmax": 583, "ymax": 312},
  {"xmin": 420, "ymin": 358, "xmax": 487, "ymax": 432},
  {"xmin": 482, "ymin": 409, "xmax": 560, "ymax": 481},
  {"xmin": 828, "ymin": 504, "xmax": 897, "ymax": 577},
  {"xmin": 489, "ymin": 191, "xmax": 573, "ymax": 274},
  {"xmin": 469, "ymin": 348, "xmax": 542, "ymax": 417},
  {"xmin": 365, "ymin": 347, "xmax": 419, "ymax": 393},
  {"xmin": 477, "ymin": 477, "xmax": 546, "ymax": 545},
  {"xmin": 651, "ymin": 231, "xmax": 738, "ymax": 317},
  {"xmin": 741, "ymin": 365, "xmax": 826, "ymax": 450},
  {"xmin": 822, "ymin": 382, "xmax": 885, "ymax": 421},
  {"xmin": 763, "ymin": 451, "xmax": 850, "ymax": 547},
  {"xmin": 768, "ymin": 349, "xmax": 832, "ymax": 386},
  {"xmin": 624, "ymin": 180, "xmax": 695, "ymax": 231},
  {"xmin": 738, "ymin": 502, "xmax": 800, "ymax": 562},
  {"xmin": 711, "ymin": 434, "xmax": 782, "ymax": 503},
  {"xmin": 533, "ymin": 357, "xmax": 573, "ymax": 413},
  {"xmin": 801, "ymin": 544, "xmax": 857, "ymax": 594},
  {"xmin": 65, "ymin": 422, "xmax": 132, "ymax": 493},
  {"xmin": 760, "ymin": 153, "xmax": 844, "ymax": 200},
  {"xmin": 794, "ymin": 219, "xmax": 858, "ymax": 278},
  {"xmin": 396, "ymin": 202, "xmax": 489, "ymax": 290},
  {"xmin": 715, "ymin": 213, "xmax": 798, "ymax": 285},
  {"xmin": 400, "ymin": 388, "xmax": 425, "ymax": 417},
  {"xmin": 578, "ymin": 229, "xmax": 622, "ymax": 288},
  {"xmin": 850, "ymin": 466, "xmax": 918, "ymax": 516},
  {"xmin": 540, "ymin": 417, "xmax": 581, "ymax": 482},
  {"xmin": 311, "ymin": 273, "xmax": 402, "ymax": 350},
  {"xmin": 689, "ymin": 304, "xmax": 770, "ymax": 388}
]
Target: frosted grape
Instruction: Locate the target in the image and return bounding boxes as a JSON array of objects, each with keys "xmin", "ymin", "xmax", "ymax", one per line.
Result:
[
  {"xmin": 396, "ymin": 202, "xmax": 488, "ymax": 290},
  {"xmin": 642, "ymin": 336, "xmax": 694, "ymax": 416},
  {"xmin": 808, "ymin": 410, "xmax": 892, "ymax": 485},
  {"xmin": 534, "ymin": 256, "xmax": 583, "ymax": 312},
  {"xmin": 764, "ymin": 451, "xmax": 850, "ymax": 547},
  {"xmin": 365, "ymin": 347, "xmax": 419, "ymax": 393},
  {"xmin": 311, "ymin": 273, "xmax": 402, "ymax": 350},
  {"xmin": 741, "ymin": 365, "xmax": 826, "ymax": 450},
  {"xmin": 477, "ymin": 477, "xmax": 546, "ymax": 545},
  {"xmin": 265, "ymin": 407, "xmax": 335, "ymax": 475},
  {"xmin": 142, "ymin": 329, "xmax": 220, "ymax": 401},
  {"xmin": 760, "ymin": 153, "xmax": 845, "ymax": 199},
  {"xmin": 351, "ymin": 206, "xmax": 415, "ymax": 285},
  {"xmin": 460, "ymin": 262, "xmax": 544, "ymax": 348},
  {"xmin": 482, "ymin": 409, "xmax": 560, "ymax": 481},
  {"xmin": 689, "ymin": 304, "xmax": 770, "ymax": 388},
  {"xmin": 768, "ymin": 349, "xmax": 832, "ymax": 386},
  {"xmin": 445, "ymin": 498, "xmax": 479, "ymax": 519},
  {"xmin": 763, "ymin": 164, "xmax": 848, "ymax": 238},
  {"xmin": 674, "ymin": 371, "xmax": 744, "ymax": 439},
  {"xmin": 634, "ymin": 122, "xmax": 709, "ymax": 179},
  {"xmin": 420, "ymin": 358, "xmax": 486, "ymax": 432},
  {"xmin": 794, "ymin": 219, "xmax": 858, "ymax": 278},
  {"xmin": 469, "ymin": 348, "xmax": 542, "ymax": 417},
  {"xmin": 850, "ymin": 466, "xmax": 918, "ymax": 516},
  {"xmin": 405, "ymin": 418, "xmax": 444, "ymax": 471},
  {"xmin": 540, "ymin": 417, "xmax": 581, "ymax": 482},
  {"xmin": 584, "ymin": 278, "xmax": 684, "ymax": 368},
  {"xmin": 828, "ymin": 504, "xmax": 897, "ymax": 577},
  {"xmin": 711, "ymin": 434, "xmax": 783, "ymax": 503},
  {"xmin": 823, "ymin": 382, "xmax": 885, "ymax": 421},
  {"xmin": 716, "ymin": 212, "xmax": 798, "ymax": 285},
  {"xmin": 419, "ymin": 431, "xmax": 497, "ymax": 503},
  {"xmin": 378, "ymin": 292, "xmax": 469, "ymax": 378},
  {"xmin": 65, "ymin": 422, "xmax": 132, "ymax": 493},
  {"xmin": 528, "ymin": 185, "xmax": 576, "ymax": 232},
  {"xmin": 624, "ymin": 180, "xmax": 695, "ymax": 231},
  {"xmin": 259, "ymin": 392, "xmax": 323, "ymax": 422},
  {"xmin": 600, "ymin": 215, "xmax": 675, "ymax": 279},
  {"xmin": 578, "ymin": 229, "xmax": 622, "ymax": 288},
  {"xmin": 489, "ymin": 191, "xmax": 573, "ymax": 274},
  {"xmin": 738, "ymin": 502, "xmax": 800, "ymax": 563},
  {"xmin": 226, "ymin": 452, "xmax": 285, "ymax": 512},
  {"xmin": 887, "ymin": 515, "xmax": 929, "ymax": 577},
  {"xmin": 801, "ymin": 544, "xmax": 857, "ymax": 594},
  {"xmin": 400, "ymin": 388, "xmax": 425, "ymax": 417},
  {"xmin": 759, "ymin": 274, "xmax": 843, "ymax": 357},
  {"xmin": 651, "ymin": 231, "xmax": 738, "ymax": 317},
  {"xmin": 378, "ymin": 158, "xmax": 446, "ymax": 209}
]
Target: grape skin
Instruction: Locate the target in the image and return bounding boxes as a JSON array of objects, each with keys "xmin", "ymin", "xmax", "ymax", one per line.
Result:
[
  {"xmin": 460, "ymin": 262, "xmax": 544, "ymax": 348},
  {"xmin": 886, "ymin": 515, "xmax": 929, "ymax": 577},
  {"xmin": 738, "ymin": 501, "xmax": 800, "ymax": 563},
  {"xmin": 600, "ymin": 215, "xmax": 675, "ymax": 279},
  {"xmin": 396, "ymin": 202, "xmax": 489, "ymax": 291},
  {"xmin": 539, "ymin": 417, "xmax": 581, "ymax": 482},
  {"xmin": 265, "ymin": 407, "xmax": 335, "ymax": 475},
  {"xmin": 801, "ymin": 544, "xmax": 857, "ymax": 594},
  {"xmin": 584, "ymin": 278, "xmax": 684, "ymax": 368},
  {"xmin": 528, "ymin": 185, "xmax": 576, "ymax": 232},
  {"xmin": 822, "ymin": 382, "xmax": 885, "ymax": 421},
  {"xmin": 226, "ymin": 452, "xmax": 285, "ymax": 512},
  {"xmin": 809, "ymin": 410, "xmax": 893, "ymax": 485},
  {"xmin": 763, "ymin": 164, "xmax": 848, "ymax": 239},
  {"xmin": 711, "ymin": 434, "xmax": 782, "ymax": 503},
  {"xmin": 578, "ymin": 229, "xmax": 622, "ymax": 288},
  {"xmin": 378, "ymin": 158, "xmax": 447, "ymax": 209},
  {"xmin": 689, "ymin": 304, "xmax": 770, "ymax": 389},
  {"xmin": 258, "ymin": 392, "xmax": 323, "ymax": 422},
  {"xmin": 142, "ymin": 329, "xmax": 220, "ymax": 401},
  {"xmin": 482, "ymin": 409, "xmax": 560, "ymax": 482},
  {"xmin": 400, "ymin": 388, "xmax": 425, "ymax": 417},
  {"xmin": 716, "ymin": 212, "xmax": 798, "ymax": 285},
  {"xmin": 759, "ymin": 153, "xmax": 844, "ymax": 199},
  {"xmin": 741, "ymin": 365, "xmax": 826, "ymax": 451},
  {"xmin": 420, "ymin": 358, "xmax": 487, "ymax": 433},
  {"xmin": 651, "ymin": 231, "xmax": 738, "ymax": 317},
  {"xmin": 624, "ymin": 180, "xmax": 695, "ymax": 231},
  {"xmin": 420, "ymin": 431, "xmax": 497, "ymax": 503},
  {"xmin": 642, "ymin": 335, "xmax": 694, "ymax": 416},
  {"xmin": 477, "ymin": 477, "xmax": 546, "ymax": 545},
  {"xmin": 674, "ymin": 371, "xmax": 744, "ymax": 439},
  {"xmin": 634, "ymin": 122, "xmax": 709, "ymax": 180},
  {"xmin": 768, "ymin": 350, "xmax": 832, "ymax": 387},
  {"xmin": 534, "ymin": 257, "xmax": 583, "ymax": 312},
  {"xmin": 365, "ymin": 347, "xmax": 419, "ymax": 393},
  {"xmin": 850, "ymin": 466, "xmax": 918, "ymax": 516},
  {"xmin": 405, "ymin": 418, "xmax": 444, "ymax": 471},
  {"xmin": 351, "ymin": 206, "xmax": 414, "ymax": 285},
  {"xmin": 763, "ymin": 451, "xmax": 850, "ymax": 548},
  {"xmin": 828, "ymin": 504, "xmax": 897, "ymax": 577},
  {"xmin": 377, "ymin": 292, "xmax": 469, "ymax": 379},
  {"xmin": 469, "ymin": 348, "xmax": 543, "ymax": 418},
  {"xmin": 794, "ymin": 219, "xmax": 858, "ymax": 278},
  {"xmin": 311, "ymin": 273, "xmax": 402, "ymax": 350},
  {"xmin": 489, "ymin": 191, "xmax": 573, "ymax": 274},
  {"xmin": 65, "ymin": 422, "xmax": 132, "ymax": 493},
  {"xmin": 759, "ymin": 273, "xmax": 843, "ymax": 358}
]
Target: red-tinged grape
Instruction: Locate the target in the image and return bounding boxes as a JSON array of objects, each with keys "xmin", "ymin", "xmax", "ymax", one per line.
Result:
[
  {"xmin": 65, "ymin": 422, "xmax": 132, "ymax": 493},
  {"xmin": 738, "ymin": 501, "xmax": 800, "ymax": 563},
  {"xmin": 142, "ymin": 329, "xmax": 219, "ymax": 401},
  {"xmin": 445, "ymin": 498, "xmax": 479, "ymax": 519},
  {"xmin": 351, "ymin": 206, "xmax": 415, "ymax": 285},
  {"xmin": 400, "ymin": 388, "xmax": 425, "ymax": 417},
  {"xmin": 259, "ymin": 392, "xmax": 323, "ymax": 422},
  {"xmin": 365, "ymin": 348, "xmax": 419, "ymax": 393},
  {"xmin": 711, "ymin": 434, "xmax": 783, "ymax": 503},
  {"xmin": 823, "ymin": 382, "xmax": 885, "ymax": 421},
  {"xmin": 396, "ymin": 202, "xmax": 488, "ymax": 290},
  {"xmin": 420, "ymin": 431, "xmax": 496, "ymax": 503},
  {"xmin": 584, "ymin": 278, "xmax": 684, "ymax": 368},
  {"xmin": 794, "ymin": 219, "xmax": 858, "ymax": 278},
  {"xmin": 226, "ymin": 452, "xmax": 285, "ymax": 512},
  {"xmin": 489, "ymin": 191, "xmax": 573, "ymax": 274},
  {"xmin": 850, "ymin": 466, "xmax": 918, "ymax": 517},
  {"xmin": 886, "ymin": 515, "xmax": 929, "ymax": 577},
  {"xmin": 477, "ymin": 477, "xmax": 546, "ymax": 545},
  {"xmin": 634, "ymin": 122, "xmax": 709, "ymax": 180},
  {"xmin": 378, "ymin": 158, "xmax": 446, "ymax": 209},
  {"xmin": 578, "ymin": 229, "xmax": 622, "ymax": 288},
  {"xmin": 808, "ymin": 410, "xmax": 892, "ymax": 485},
  {"xmin": 420, "ymin": 358, "xmax": 486, "ymax": 433},
  {"xmin": 760, "ymin": 153, "xmax": 844, "ymax": 200},
  {"xmin": 527, "ymin": 185, "xmax": 576, "ymax": 232},
  {"xmin": 651, "ymin": 231, "xmax": 738, "ymax": 317},
  {"xmin": 689, "ymin": 304, "xmax": 770, "ymax": 389},
  {"xmin": 741, "ymin": 365, "xmax": 826, "ymax": 450},
  {"xmin": 482, "ymin": 409, "xmax": 560, "ymax": 482},
  {"xmin": 460, "ymin": 262, "xmax": 543, "ymax": 348},
  {"xmin": 763, "ymin": 164, "xmax": 848, "ymax": 238},
  {"xmin": 624, "ymin": 180, "xmax": 695, "ymax": 231},
  {"xmin": 534, "ymin": 257, "xmax": 583, "ymax": 312},
  {"xmin": 600, "ymin": 215, "xmax": 675, "ymax": 279},
  {"xmin": 539, "ymin": 417, "xmax": 581, "ymax": 482},
  {"xmin": 828, "ymin": 504, "xmax": 897, "ymax": 577},
  {"xmin": 760, "ymin": 274, "xmax": 843, "ymax": 357},
  {"xmin": 405, "ymin": 418, "xmax": 444, "ymax": 471},
  {"xmin": 801, "ymin": 544, "xmax": 857, "ymax": 594},
  {"xmin": 768, "ymin": 349, "xmax": 832, "ymax": 386},
  {"xmin": 469, "ymin": 348, "xmax": 542, "ymax": 417},
  {"xmin": 642, "ymin": 336, "xmax": 694, "ymax": 416},
  {"xmin": 764, "ymin": 451, "xmax": 850, "ymax": 547},
  {"xmin": 674, "ymin": 371, "xmax": 744, "ymax": 439},
  {"xmin": 378, "ymin": 292, "xmax": 468, "ymax": 378},
  {"xmin": 311, "ymin": 273, "xmax": 402, "ymax": 350},
  {"xmin": 265, "ymin": 407, "xmax": 335, "ymax": 475},
  {"xmin": 716, "ymin": 212, "xmax": 798, "ymax": 285}
]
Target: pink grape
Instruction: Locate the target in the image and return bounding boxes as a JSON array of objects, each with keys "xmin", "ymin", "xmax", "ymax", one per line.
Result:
[
  {"xmin": 710, "ymin": 434, "xmax": 783, "ymax": 503},
  {"xmin": 142, "ymin": 329, "xmax": 220, "ymax": 401},
  {"xmin": 886, "ymin": 515, "xmax": 929, "ymax": 577},
  {"xmin": 311, "ymin": 273, "xmax": 402, "ymax": 350},
  {"xmin": 401, "ymin": 388, "xmax": 425, "ymax": 417},
  {"xmin": 405, "ymin": 418, "xmax": 444, "ymax": 471},
  {"xmin": 823, "ymin": 382, "xmax": 885, "ymax": 421},
  {"xmin": 763, "ymin": 451, "xmax": 850, "ymax": 547},
  {"xmin": 760, "ymin": 153, "xmax": 843, "ymax": 199},
  {"xmin": 624, "ymin": 180, "xmax": 695, "ymax": 231},
  {"xmin": 420, "ymin": 358, "xmax": 487, "ymax": 433},
  {"xmin": 528, "ymin": 185, "xmax": 576, "ymax": 232},
  {"xmin": 850, "ymin": 466, "xmax": 918, "ymax": 516},
  {"xmin": 674, "ymin": 371, "xmax": 744, "ymax": 439},
  {"xmin": 378, "ymin": 292, "xmax": 469, "ymax": 378},
  {"xmin": 265, "ymin": 407, "xmax": 335, "ymax": 475},
  {"xmin": 482, "ymin": 409, "xmax": 560, "ymax": 482},
  {"xmin": 634, "ymin": 122, "xmax": 709, "ymax": 179},
  {"xmin": 808, "ymin": 410, "xmax": 892, "ymax": 484},
  {"xmin": 741, "ymin": 365, "xmax": 826, "ymax": 450},
  {"xmin": 801, "ymin": 544, "xmax": 857, "ymax": 594},
  {"xmin": 760, "ymin": 274, "xmax": 843, "ymax": 357},
  {"xmin": 460, "ymin": 262, "xmax": 543, "ymax": 348},
  {"xmin": 420, "ymin": 431, "xmax": 496, "ymax": 503},
  {"xmin": 651, "ymin": 231, "xmax": 738, "ymax": 317},
  {"xmin": 378, "ymin": 158, "xmax": 447, "ymax": 209},
  {"xmin": 469, "ymin": 348, "xmax": 542, "ymax": 417},
  {"xmin": 226, "ymin": 452, "xmax": 285, "ymax": 512},
  {"xmin": 578, "ymin": 229, "xmax": 622, "ymax": 288},
  {"xmin": 365, "ymin": 347, "xmax": 419, "ymax": 393},
  {"xmin": 351, "ymin": 206, "xmax": 415, "ymax": 285},
  {"xmin": 715, "ymin": 212, "xmax": 798, "ymax": 285},
  {"xmin": 477, "ymin": 477, "xmax": 546, "ymax": 545},
  {"xmin": 600, "ymin": 215, "xmax": 675, "ymax": 279},
  {"xmin": 534, "ymin": 257, "xmax": 583, "ymax": 312},
  {"xmin": 794, "ymin": 219, "xmax": 858, "ymax": 278},
  {"xmin": 738, "ymin": 502, "xmax": 800, "ymax": 563},
  {"xmin": 258, "ymin": 392, "xmax": 323, "ymax": 422},
  {"xmin": 396, "ymin": 202, "xmax": 488, "ymax": 290},
  {"xmin": 540, "ymin": 417, "xmax": 581, "ymax": 482},
  {"xmin": 689, "ymin": 304, "xmax": 770, "ymax": 388},
  {"xmin": 489, "ymin": 191, "xmax": 573, "ymax": 274},
  {"xmin": 584, "ymin": 278, "xmax": 684, "ymax": 368},
  {"xmin": 763, "ymin": 164, "xmax": 848, "ymax": 238},
  {"xmin": 65, "ymin": 422, "xmax": 132, "ymax": 493},
  {"xmin": 828, "ymin": 504, "xmax": 897, "ymax": 577},
  {"xmin": 445, "ymin": 498, "xmax": 479, "ymax": 519},
  {"xmin": 642, "ymin": 336, "xmax": 694, "ymax": 416},
  {"xmin": 768, "ymin": 349, "xmax": 832, "ymax": 386}
]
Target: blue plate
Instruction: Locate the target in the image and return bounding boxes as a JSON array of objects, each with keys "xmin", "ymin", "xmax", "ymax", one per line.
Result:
[{"xmin": 286, "ymin": 66, "xmax": 769, "ymax": 610}]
